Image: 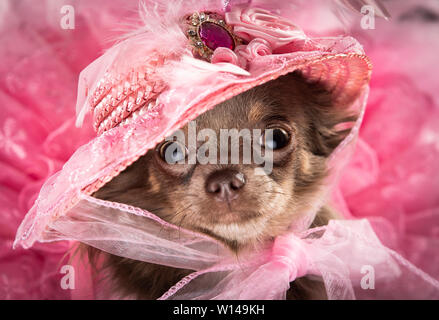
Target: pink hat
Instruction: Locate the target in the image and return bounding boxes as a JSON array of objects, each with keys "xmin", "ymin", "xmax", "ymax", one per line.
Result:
[
  {"xmin": 82, "ymin": 8, "xmax": 371, "ymax": 136},
  {"xmin": 13, "ymin": 0, "xmax": 439, "ymax": 299}
]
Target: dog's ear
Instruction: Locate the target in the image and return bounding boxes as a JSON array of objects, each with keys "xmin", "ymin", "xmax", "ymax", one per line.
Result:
[
  {"xmin": 278, "ymin": 71, "xmax": 359, "ymax": 157},
  {"xmin": 305, "ymin": 97, "xmax": 358, "ymax": 157}
]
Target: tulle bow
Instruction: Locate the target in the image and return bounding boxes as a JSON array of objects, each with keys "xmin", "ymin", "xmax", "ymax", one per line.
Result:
[{"xmin": 159, "ymin": 219, "xmax": 439, "ymax": 299}]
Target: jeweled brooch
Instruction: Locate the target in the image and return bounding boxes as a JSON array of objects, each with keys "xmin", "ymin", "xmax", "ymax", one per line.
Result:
[{"xmin": 185, "ymin": 12, "xmax": 244, "ymax": 61}]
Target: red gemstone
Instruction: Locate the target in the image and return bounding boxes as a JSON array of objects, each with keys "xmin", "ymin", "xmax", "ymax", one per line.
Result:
[{"xmin": 199, "ymin": 22, "xmax": 234, "ymax": 51}]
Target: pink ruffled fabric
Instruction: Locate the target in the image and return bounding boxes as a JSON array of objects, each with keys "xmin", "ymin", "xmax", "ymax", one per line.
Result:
[
  {"xmin": 338, "ymin": 0, "xmax": 439, "ymax": 280},
  {"xmin": 1, "ymin": 0, "xmax": 438, "ymax": 299},
  {"xmin": 0, "ymin": 0, "xmax": 133, "ymax": 299}
]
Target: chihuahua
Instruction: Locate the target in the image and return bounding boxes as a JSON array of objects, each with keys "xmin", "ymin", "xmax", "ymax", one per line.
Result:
[{"xmin": 86, "ymin": 71, "xmax": 356, "ymax": 299}]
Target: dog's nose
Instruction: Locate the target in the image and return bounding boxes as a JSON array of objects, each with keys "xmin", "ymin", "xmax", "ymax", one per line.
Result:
[{"xmin": 205, "ymin": 170, "xmax": 246, "ymax": 202}]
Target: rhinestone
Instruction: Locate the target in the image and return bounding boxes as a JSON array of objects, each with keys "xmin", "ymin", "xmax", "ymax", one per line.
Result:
[{"xmin": 199, "ymin": 22, "xmax": 234, "ymax": 50}]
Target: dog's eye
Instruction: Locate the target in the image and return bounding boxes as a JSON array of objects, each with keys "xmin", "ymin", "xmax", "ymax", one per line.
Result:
[
  {"xmin": 159, "ymin": 141, "xmax": 187, "ymax": 164},
  {"xmin": 260, "ymin": 128, "xmax": 290, "ymax": 150}
]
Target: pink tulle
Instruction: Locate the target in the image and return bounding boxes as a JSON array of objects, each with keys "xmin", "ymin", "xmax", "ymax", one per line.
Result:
[
  {"xmin": 1, "ymin": 0, "xmax": 438, "ymax": 299},
  {"xmin": 158, "ymin": 219, "xmax": 439, "ymax": 300}
]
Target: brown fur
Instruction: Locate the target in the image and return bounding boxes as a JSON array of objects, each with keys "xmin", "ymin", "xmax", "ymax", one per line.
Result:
[{"xmin": 85, "ymin": 71, "xmax": 357, "ymax": 299}]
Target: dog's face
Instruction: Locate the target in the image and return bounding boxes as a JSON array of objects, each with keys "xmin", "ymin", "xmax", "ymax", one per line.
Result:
[{"xmin": 94, "ymin": 72, "xmax": 355, "ymax": 250}]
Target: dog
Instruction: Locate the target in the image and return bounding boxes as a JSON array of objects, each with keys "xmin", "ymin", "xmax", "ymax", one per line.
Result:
[{"xmin": 85, "ymin": 71, "xmax": 357, "ymax": 299}]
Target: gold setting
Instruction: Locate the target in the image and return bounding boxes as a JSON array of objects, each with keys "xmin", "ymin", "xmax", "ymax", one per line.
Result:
[{"xmin": 185, "ymin": 12, "xmax": 244, "ymax": 61}]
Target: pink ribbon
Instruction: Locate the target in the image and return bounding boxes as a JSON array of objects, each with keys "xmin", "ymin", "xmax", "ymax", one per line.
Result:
[
  {"xmin": 211, "ymin": 39, "xmax": 272, "ymax": 70},
  {"xmin": 211, "ymin": 47, "xmax": 241, "ymax": 65},
  {"xmin": 210, "ymin": 6, "xmax": 307, "ymax": 71},
  {"xmin": 225, "ymin": 6, "xmax": 306, "ymax": 51},
  {"xmin": 272, "ymin": 233, "xmax": 309, "ymax": 282},
  {"xmin": 159, "ymin": 219, "xmax": 439, "ymax": 300}
]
